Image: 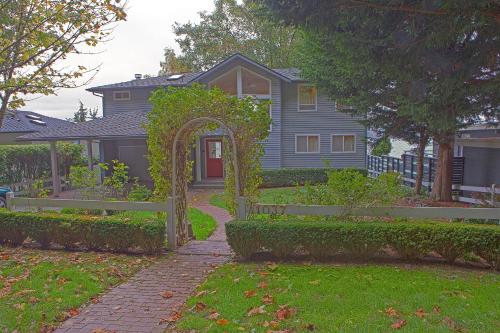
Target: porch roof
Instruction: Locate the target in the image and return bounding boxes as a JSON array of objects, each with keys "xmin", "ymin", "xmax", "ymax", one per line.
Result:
[{"xmin": 17, "ymin": 111, "xmax": 147, "ymax": 141}]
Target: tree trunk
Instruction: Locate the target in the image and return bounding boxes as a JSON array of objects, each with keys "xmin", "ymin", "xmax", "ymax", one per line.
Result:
[
  {"xmin": 0, "ymin": 98, "xmax": 9, "ymax": 129},
  {"xmin": 431, "ymin": 139, "xmax": 454, "ymax": 201},
  {"xmin": 414, "ymin": 133, "xmax": 427, "ymax": 195}
]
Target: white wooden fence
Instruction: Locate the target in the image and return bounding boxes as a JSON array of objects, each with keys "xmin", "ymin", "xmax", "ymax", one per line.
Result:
[
  {"xmin": 250, "ymin": 204, "xmax": 500, "ymax": 220},
  {"xmin": 452, "ymin": 184, "xmax": 499, "ymax": 207}
]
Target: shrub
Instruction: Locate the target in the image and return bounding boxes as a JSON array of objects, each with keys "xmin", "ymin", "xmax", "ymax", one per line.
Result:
[
  {"xmin": 0, "ymin": 209, "xmax": 164, "ymax": 253},
  {"xmin": 0, "ymin": 143, "xmax": 84, "ymax": 185},
  {"xmin": 226, "ymin": 219, "xmax": 500, "ymax": 269},
  {"xmin": 128, "ymin": 183, "xmax": 152, "ymax": 201},
  {"xmin": 260, "ymin": 168, "xmax": 367, "ymax": 188}
]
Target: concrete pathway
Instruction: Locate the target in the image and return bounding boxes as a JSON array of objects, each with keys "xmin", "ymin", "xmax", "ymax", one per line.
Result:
[{"xmin": 54, "ymin": 190, "xmax": 231, "ymax": 333}]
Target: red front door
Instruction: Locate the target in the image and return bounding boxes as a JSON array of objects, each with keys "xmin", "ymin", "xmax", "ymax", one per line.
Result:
[{"xmin": 206, "ymin": 139, "xmax": 223, "ymax": 178}]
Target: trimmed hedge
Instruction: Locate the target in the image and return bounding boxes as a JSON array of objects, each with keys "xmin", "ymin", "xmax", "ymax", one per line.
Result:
[
  {"xmin": 260, "ymin": 168, "xmax": 367, "ymax": 188},
  {"xmin": 0, "ymin": 210, "xmax": 164, "ymax": 253},
  {"xmin": 226, "ymin": 220, "xmax": 500, "ymax": 269}
]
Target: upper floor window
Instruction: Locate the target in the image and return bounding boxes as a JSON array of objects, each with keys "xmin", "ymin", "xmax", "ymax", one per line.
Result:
[
  {"xmin": 296, "ymin": 134, "xmax": 320, "ymax": 153},
  {"xmin": 331, "ymin": 134, "xmax": 356, "ymax": 153},
  {"xmin": 113, "ymin": 90, "xmax": 130, "ymax": 101},
  {"xmin": 209, "ymin": 67, "xmax": 270, "ymax": 98},
  {"xmin": 298, "ymin": 84, "xmax": 317, "ymax": 112}
]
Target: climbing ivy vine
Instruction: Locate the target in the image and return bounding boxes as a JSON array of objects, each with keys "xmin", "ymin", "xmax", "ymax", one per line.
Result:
[{"xmin": 147, "ymin": 84, "xmax": 270, "ymax": 245}]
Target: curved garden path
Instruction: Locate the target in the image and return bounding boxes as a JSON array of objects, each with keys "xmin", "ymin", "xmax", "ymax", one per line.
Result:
[{"xmin": 54, "ymin": 190, "xmax": 231, "ymax": 333}]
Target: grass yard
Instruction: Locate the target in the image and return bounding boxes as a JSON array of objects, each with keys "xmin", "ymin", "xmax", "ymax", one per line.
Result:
[
  {"xmin": 0, "ymin": 247, "xmax": 158, "ymax": 333},
  {"xmin": 110, "ymin": 207, "xmax": 218, "ymax": 241},
  {"xmin": 210, "ymin": 187, "xmax": 297, "ymax": 210},
  {"xmin": 174, "ymin": 263, "xmax": 500, "ymax": 333}
]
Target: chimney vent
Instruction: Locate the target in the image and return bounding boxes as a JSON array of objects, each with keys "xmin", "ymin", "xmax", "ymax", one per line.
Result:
[{"xmin": 134, "ymin": 73, "xmax": 142, "ymax": 80}]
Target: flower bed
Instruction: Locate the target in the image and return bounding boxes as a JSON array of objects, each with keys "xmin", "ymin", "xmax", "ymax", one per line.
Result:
[
  {"xmin": 226, "ymin": 219, "xmax": 500, "ymax": 269},
  {"xmin": 0, "ymin": 210, "xmax": 164, "ymax": 253}
]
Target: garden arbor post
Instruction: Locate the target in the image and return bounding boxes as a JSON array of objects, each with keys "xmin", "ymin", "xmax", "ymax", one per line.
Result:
[
  {"xmin": 50, "ymin": 141, "xmax": 61, "ymax": 197},
  {"xmin": 168, "ymin": 117, "xmax": 244, "ymax": 250},
  {"xmin": 86, "ymin": 140, "xmax": 94, "ymax": 170}
]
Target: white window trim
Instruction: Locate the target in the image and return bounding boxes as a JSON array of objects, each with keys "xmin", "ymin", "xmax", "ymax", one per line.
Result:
[
  {"xmin": 113, "ymin": 90, "xmax": 131, "ymax": 101},
  {"xmin": 331, "ymin": 134, "xmax": 357, "ymax": 153},
  {"xmin": 297, "ymin": 83, "xmax": 317, "ymax": 112},
  {"xmin": 295, "ymin": 134, "xmax": 320, "ymax": 154}
]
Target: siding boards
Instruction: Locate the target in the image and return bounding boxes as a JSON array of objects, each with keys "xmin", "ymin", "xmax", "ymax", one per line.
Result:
[
  {"xmin": 281, "ymin": 82, "xmax": 366, "ymax": 168},
  {"xmin": 103, "ymin": 88, "xmax": 153, "ymax": 116},
  {"xmin": 261, "ymin": 78, "xmax": 281, "ymax": 169}
]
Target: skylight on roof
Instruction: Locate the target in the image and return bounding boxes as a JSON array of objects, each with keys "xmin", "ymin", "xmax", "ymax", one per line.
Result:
[
  {"xmin": 29, "ymin": 119, "xmax": 46, "ymax": 126},
  {"xmin": 26, "ymin": 114, "xmax": 42, "ymax": 120},
  {"xmin": 167, "ymin": 74, "xmax": 184, "ymax": 80}
]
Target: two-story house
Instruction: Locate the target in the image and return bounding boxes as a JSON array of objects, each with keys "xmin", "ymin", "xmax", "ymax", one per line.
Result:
[{"xmin": 20, "ymin": 54, "xmax": 367, "ymax": 186}]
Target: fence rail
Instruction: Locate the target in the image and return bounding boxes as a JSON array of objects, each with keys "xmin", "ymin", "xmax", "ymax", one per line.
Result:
[
  {"xmin": 251, "ymin": 203, "xmax": 500, "ymax": 220},
  {"xmin": 6, "ymin": 195, "xmax": 168, "ymax": 212}
]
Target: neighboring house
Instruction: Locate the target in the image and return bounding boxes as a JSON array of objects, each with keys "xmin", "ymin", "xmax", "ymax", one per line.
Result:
[
  {"xmin": 454, "ymin": 124, "xmax": 500, "ymax": 187},
  {"xmin": 0, "ymin": 111, "xmax": 71, "ymax": 145},
  {"xmin": 19, "ymin": 54, "xmax": 367, "ymax": 186}
]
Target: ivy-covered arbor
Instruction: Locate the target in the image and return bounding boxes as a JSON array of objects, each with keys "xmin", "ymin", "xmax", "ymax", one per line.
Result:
[{"xmin": 147, "ymin": 84, "xmax": 271, "ymax": 248}]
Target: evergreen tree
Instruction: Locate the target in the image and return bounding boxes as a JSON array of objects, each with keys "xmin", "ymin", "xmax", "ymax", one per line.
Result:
[{"xmin": 258, "ymin": 0, "xmax": 500, "ymax": 201}]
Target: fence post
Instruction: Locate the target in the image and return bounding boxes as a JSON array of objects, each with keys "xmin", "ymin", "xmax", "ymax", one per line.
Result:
[
  {"xmin": 166, "ymin": 196, "xmax": 176, "ymax": 250},
  {"xmin": 237, "ymin": 196, "xmax": 247, "ymax": 220},
  {"xmin": 6, "ymin": 192, "xmax": 14, "ymax": 210},
  {"xmin": 491, "ymin": 184, "xmax": 497, "ymax": 207}
]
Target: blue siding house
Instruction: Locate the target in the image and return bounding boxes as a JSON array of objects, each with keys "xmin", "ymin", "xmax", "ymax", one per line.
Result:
[{"xmin": 21, "ymin": 54, "xmax": 367, "ymax": 185}]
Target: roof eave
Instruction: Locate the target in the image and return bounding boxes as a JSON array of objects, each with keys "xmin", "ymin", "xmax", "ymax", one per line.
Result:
[{"xmin": 16, "ymin": 134, "xmax": 148, "ymax": 142}]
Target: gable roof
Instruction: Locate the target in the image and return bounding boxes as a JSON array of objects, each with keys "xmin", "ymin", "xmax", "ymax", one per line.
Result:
[
  {"xmin": 17, "ymin": 111, "xmax": 147, "ymax": 141},
  {"xmin": 87, "ymin": 53, "xmax": 303, "ymax": 93},
  {"xmin": 1, "ymin": 111, "xmax": 71, "ymax": 134}
]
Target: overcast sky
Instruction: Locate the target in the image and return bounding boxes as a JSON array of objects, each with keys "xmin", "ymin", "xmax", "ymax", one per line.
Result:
[{"xmin": 23, "ymin": 0, "xmax": 214, "ymax": 120}]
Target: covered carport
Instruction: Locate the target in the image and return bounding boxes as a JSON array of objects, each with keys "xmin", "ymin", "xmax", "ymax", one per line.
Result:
[{"xmin": 17, "ymin": 111, "xmax": 148, "ymax": 197}]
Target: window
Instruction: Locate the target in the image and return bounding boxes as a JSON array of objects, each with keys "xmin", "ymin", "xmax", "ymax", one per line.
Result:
[
  {"xmin": 298, "ymin": 84, "xmax": 317, "ymax": 111},
  {"xmin": 208, "ymin": 69, "xmax": 237, "ymax": 95},
  {"xmin": 242, "ymin": 68, "xmax": 270, "ymax": 96},
  {"xmin": 208, "ymin": 141, "xmax": 222, "ymax": 159},
  {"xmin": 295, "ymin": 135, "xmax": 320, "ymax": 153},
  {"xmin": 113, "ymin": 91, "xmax": 130, "ymax": 101},
  {"xmin": 209, "ymin": 67, "xmax": 271, "ymax": 98},
  {"xmin": 331, "ymin": 135, "xmax": 356, "ymax": 153}
]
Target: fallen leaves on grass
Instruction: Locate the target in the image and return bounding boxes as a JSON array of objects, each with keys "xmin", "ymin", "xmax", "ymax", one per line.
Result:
[
  {"xmin": 244, "ymin": 290, "xmax": 257, "ymax": 298},
  {"xmin": 433, "ymin": 306, "xmax": 441, "ymax": 314},
  {"xmin": 68, "ymin": 308, "xmax": 79, "ymax": 317},
  {"xmin": 262, "ymin": 294, "xmax": 274, "ymax": 305},
  {"xmin": 258, "ymin": 281, "xmax": 268, "ymax": 289},
  {"xmin": 206, "ymin": 311, "xmax": 220, "ymax": 320},
  {"xmin": 275, "ymin": 305, "xmax": 296, "ymax": 320},
  {"xmin": 391, "ymin": 319, "xmax": 407, "ymax": 329},
  {"xmin": 216, "ymin": 318, "xmax": 230, "ymax": 325},
  {"xmin": 385, "ymin": 307, "xmax": 398, "ymax": 317},
  {"xmin": 415, "ymin": 308, "xmax": 427, "ymax": 318},
  {"xmin": 267, "ymin": 262, "xmax": 279, "ymax": 271},
  {"xmin": 195, "ymin": 290, "xmax": 208, "ymax": 297},
  {"xmin": 248, "ymin": 305, "xmax": 266, "ymax": 316},
  {"xmin": 194, "ymin": 302, "xmax": 206, "ymax": 312},
  {"xmin": 160, "ymin": 290, "xmax": 174, "ymax": 299}
]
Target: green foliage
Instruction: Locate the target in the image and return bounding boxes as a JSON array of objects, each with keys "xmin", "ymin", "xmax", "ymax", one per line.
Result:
[
  {"xmin": 147, "ymin": 84, "xmax": 270, "ymax": 215},
  {"xmin": 102, "ymin": 160, "xmax": 129, "ymax": 199},
  {"xmin": 171, "ymin": 0, "xmax": 300, "ymax": 70},
  {"xmin": 226, "ymin": 219, "xmax": 500, "ymax": 269},
  {"xmin": 127, "ymin": 182, "xmax": 152, "ymax": 202},
  {"xmin": 0, "ymin": 143, "xmax": 84, "ymax": 185},
  {"xmin": 371, "ymin": 137, "xmax": 392, "ymax": 156},
  {"xmin": 294, "ymin": 169, "xmax": 406, "ymax": 209},
  {"xmin": 69, "ymin": 100, "xmax": 98, "ymax": 123},
  {"xmin": 0, "ymin": 210, "xmax": 164, "ymax": 253},
  {"xmin": 68, "ymin": 165, "xmax": 101, "ymax": 200},
  {"xmin": 261, "ymin": 168, "xmax": 367, "ymax": 188}
]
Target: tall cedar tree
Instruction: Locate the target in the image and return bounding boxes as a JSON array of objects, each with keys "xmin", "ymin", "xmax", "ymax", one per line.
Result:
[
  {"xmin": 0, "ymin": 0, "xmax": 126, "ymax": 128},
  {"xmin": 171, "ymin": 0, "xmax": 300, "ymax": 70},
  {"xmin": 258, "ymin": 0, "xmax": 499, "ymax": 201}
]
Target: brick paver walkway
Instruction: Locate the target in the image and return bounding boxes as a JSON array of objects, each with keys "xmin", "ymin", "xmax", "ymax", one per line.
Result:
[{"xmin": 54, "ymin": 190, "xmax": 231, "ymax": 333}]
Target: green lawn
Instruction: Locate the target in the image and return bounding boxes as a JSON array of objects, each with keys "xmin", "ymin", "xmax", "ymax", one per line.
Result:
[
  {"xmin": 106, "ymin": 207, "xmax": 218, "ymax": 241},
  {"xmin": 0, "ymin": 247, "xmax": 158, "ymax": 333},
  {"xmin": 175, "ymin": 263, "xmax": 500, "ymax": 333},
  {"xmin": 210, "ymin": 187, "xmax": 297, "ymax": 210}
]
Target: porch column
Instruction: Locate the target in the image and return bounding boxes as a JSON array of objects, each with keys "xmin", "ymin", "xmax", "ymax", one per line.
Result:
[
  {"xmin": 195, "ymin": 138, "xmax": 202, "ymax": 182},
  {"xmin": 86, "ymin": 140, "xmax": 93, "ymax": 170},
  {"xmin": 50, "ymin": 141, "xmax": 61, "ymax": 197}
]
